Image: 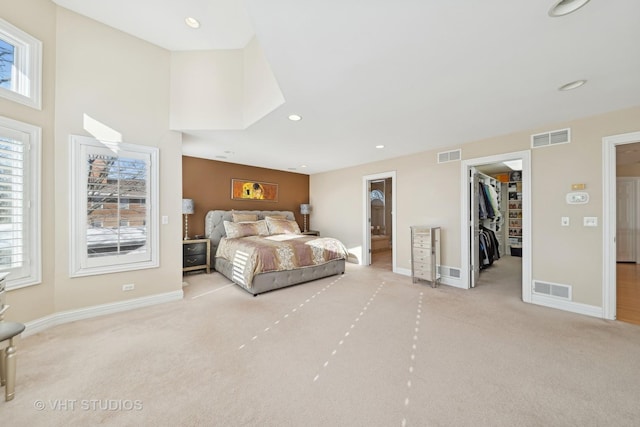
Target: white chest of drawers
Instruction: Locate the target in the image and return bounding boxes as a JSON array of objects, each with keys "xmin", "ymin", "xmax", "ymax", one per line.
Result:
[{"xmin": 410, "ymin": 226, "xmax": 441, "ymax": 287}]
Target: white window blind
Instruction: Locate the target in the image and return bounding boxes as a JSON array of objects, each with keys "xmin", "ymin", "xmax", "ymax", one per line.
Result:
[
  {"xmin": 0, "ymin": 134, "xmax": 25, "ymax": 270},
  {"xmin": 0, "ymin": 116, "xmax": 41, "ymax": 289}
]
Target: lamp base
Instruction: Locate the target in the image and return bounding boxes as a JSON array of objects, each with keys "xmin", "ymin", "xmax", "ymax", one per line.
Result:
[{"xmin": 184, "ymin": 214, "xmax": 190, "ymax": 240}]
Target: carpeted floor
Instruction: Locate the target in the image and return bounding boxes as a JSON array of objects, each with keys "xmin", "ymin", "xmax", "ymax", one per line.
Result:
[{"xmin": 2, "ymin": 256, "xmax": 640, "ymax": 426}]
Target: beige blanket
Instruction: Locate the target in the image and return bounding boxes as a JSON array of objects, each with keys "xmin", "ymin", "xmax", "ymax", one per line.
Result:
[{"xmin": 216, "ymin": 235, "xmax": 348, "ymax": 288}]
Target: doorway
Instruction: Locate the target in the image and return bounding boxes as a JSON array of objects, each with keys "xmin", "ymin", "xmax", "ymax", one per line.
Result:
[
  {"xmin": 461, "ymin": 151, "xmax": 532, "ymax": 301},
  {"xmin": 603, "ymin": 131, "xmax": 640, "ymax": 321},
  {"xmin": 362, "ymin": 171, "xmax": 397, "ymax": 271}
]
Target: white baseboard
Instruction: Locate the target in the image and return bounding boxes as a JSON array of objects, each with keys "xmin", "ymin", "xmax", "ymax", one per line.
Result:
[
  {"xmin": 398, "ymin": 266, "xmax": 602, "ymax": 317},
  {"xmin": 22, "ymin": 290, "xmax": 184, "ymax": 337},
  {"xmin": 439, "ymin": 276, "xmax": 465, "ymax": 288},
  {"xmin": 395, "ymin": 267, "xmax": 464, "ymax": 288},
  {"xmin": 395, "ymin": 267, "xmax": 411, "ymax": 276},
  {"xmin": 531, "ymin": 294, "xmax": 603, "ymax": 319}
]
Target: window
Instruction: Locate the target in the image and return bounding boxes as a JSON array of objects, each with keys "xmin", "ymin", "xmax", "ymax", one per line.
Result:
[
  {"xmin": 370, "ymin": 189, "xmax": 384, "ymax": 202},
  {"xmin": 0, "ymin": 18, "xmax": 42, "ymax": 109},
  {"xmin": 0, "ymin": 116, "xmax": 41, "ymax": 290},
  {"xmin": 70, "ymin": 135, "xmax": 159, "ymax": 277}
]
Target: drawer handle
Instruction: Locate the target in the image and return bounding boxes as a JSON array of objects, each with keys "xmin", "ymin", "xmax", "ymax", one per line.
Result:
[{"xmin": 186, "ymin": 257, "xmax": 199, "ymax": 263}]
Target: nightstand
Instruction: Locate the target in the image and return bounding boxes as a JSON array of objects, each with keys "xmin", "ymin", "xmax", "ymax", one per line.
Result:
[
  {"xmin": 183, "ymin": 238, "xmax": 211, "ymax": 274},
  {"xmin": 301, "ymin": 230, "xmax": 320, "ymax": 236}
]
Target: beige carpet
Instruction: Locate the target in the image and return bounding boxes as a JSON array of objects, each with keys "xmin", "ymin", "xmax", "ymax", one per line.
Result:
[{"xmin": 2, "ymin": 256, "xmax": 640, "ymax": 426}]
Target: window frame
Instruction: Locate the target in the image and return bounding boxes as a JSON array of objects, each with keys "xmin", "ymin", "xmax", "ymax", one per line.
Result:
[
  {"xmin": 69, "ymin": 135, "xmax": 159, "ymax": 277},
  {"xmin": 0, "ymin": 18, "xmax": 42, "ymax": 110},
  {"xmin": 0, "ymin": 116, "xmax": 42, "ymax": 290}
]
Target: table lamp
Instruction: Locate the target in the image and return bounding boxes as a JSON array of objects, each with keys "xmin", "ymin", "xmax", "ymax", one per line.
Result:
[{"xmin": 182, "ymin": 199, "xmax": 194, "ymax": 240}]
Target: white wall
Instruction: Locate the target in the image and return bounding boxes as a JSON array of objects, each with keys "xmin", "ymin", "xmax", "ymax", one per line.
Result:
[
  {"xmin": 170, "ymin": 49, "xmax": 244, "ymax": 130},
  {"xmin": 170, "ymin": 37, "xmax": 284, "ymax": 131},
  {"xmin": 243, "ymin": 37, "xmax": 285, "ymax": 127}
]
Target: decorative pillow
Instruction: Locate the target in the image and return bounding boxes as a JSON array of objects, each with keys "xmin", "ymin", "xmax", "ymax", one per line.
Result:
[
  {"xmin": 223, "ymin": 220, "xmax": 268, "ymax": 238},
  {"xmin": 264, "ymin": 214, "xmax": 287, "ymax": 220},
  {"xmin": 232, "ymin": 212, "xmax": 258, "ymax": 223},
  {"xmin": 265, "ymin": 217, "xmax": 301, "ymax": 235}
]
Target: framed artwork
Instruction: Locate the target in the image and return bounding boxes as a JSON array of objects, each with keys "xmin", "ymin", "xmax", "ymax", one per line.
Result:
[{"xmin": 231, "ymin": 179, "xmax": 278, "ymax": 201}]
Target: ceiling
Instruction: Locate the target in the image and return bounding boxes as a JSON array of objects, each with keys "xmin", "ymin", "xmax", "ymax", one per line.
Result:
[{"xmin": 52, "ymin": 0, "xmax": 640, "ymax": 174}]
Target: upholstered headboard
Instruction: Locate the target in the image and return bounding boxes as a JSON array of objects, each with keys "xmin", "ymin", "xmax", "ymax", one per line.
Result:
[{"xmin": 204, "ymin": 210, "xmax": 296, "ymax": 256}]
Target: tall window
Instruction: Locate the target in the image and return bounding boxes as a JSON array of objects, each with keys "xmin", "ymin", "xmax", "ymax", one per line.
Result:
[
  {"xmin": 0, "ymin": 18, "xmax": 42, "ymax": 109},
  {"xmin": 70, "ymin": 135, "xmax": 158, "ymax": 277},
  {"xmin": 0, "ymin": 116, "xmax": 41, "ymax": 290}
]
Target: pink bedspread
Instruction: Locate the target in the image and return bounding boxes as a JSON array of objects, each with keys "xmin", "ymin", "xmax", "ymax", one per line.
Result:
[{"xmin": 216, "ymin": 234, "xmax": 348, "ymax": 288}]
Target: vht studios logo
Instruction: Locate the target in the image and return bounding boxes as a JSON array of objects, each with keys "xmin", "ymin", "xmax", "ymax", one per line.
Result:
[{"xmin": 34, "ymin": 399, "xmax": 143, "ymax": 411}]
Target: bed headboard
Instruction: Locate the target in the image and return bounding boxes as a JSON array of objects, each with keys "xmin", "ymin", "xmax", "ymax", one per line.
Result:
[{"xmin": 204, "ymin": 210, "xmax": 296, "ymax": 253}]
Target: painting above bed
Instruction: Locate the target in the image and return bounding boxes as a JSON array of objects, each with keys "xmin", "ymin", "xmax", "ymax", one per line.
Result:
[{"xmin": 231, "ymin": 179, "xmax": 278, "ymax": 201}]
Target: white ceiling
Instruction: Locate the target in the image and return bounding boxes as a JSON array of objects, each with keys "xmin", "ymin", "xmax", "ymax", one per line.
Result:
[{"xmin": 53, "ymin": 0, "xmax": 640, "ymax": 174}]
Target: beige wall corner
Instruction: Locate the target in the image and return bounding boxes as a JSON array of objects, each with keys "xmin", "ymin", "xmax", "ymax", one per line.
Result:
[{"xmin": 0, "ymin": 0, "xmax": 57, "ymax": 322}]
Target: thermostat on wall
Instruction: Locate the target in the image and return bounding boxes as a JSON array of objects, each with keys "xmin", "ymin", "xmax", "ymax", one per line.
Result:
[{"xmin": 566, "ymin": 192, "xmax": 589, "ymax": 204}]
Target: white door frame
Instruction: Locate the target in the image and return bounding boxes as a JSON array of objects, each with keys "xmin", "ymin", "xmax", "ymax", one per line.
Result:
[
  {"xmin": 602, "ymin": 131, "xmax": 640, "ymax": 320},
  {"xmin": 460, "ymin": 150, "xmax": 532, "ymax": 301},
  {"xmin": 362, "ymin": 171, "xmax": 397, "ymax": 270}
]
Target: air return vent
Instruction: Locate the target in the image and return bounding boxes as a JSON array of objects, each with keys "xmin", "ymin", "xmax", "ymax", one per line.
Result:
[
  {"xmin": 533, "ymin": 280, "xmax": 572, "ymax": 300},
  {"xmin": 437, "ymin": 149, "xmax": 461, "ymax": 163},
  {"xmin": 531, "ymin": 128, "xmax": 570, "ymax": 148},
  {"xmin": 437, "ymin": 265, "xmax": 461, "ymax": 278}
]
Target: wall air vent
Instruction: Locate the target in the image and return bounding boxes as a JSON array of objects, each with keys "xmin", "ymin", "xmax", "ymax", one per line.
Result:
[
  {"xmin": 533, "ymin": 280, "xmax": 572, "ymax": 300},
  {"xmin": 531, "ymin": 128, "xmax": 570, "ymax": 148},
  {"xmin": 437, "ymin": 265, "xmax": 461, "ymax": 278},
  {"xmin": 437, "ymin": 149, "xmax": 462, "ymax": 164}
]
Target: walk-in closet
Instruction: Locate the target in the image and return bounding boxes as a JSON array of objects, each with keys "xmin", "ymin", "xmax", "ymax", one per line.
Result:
[{"xmin": 473, "ymin": 162, "xmax": 523, "ymax": 292}]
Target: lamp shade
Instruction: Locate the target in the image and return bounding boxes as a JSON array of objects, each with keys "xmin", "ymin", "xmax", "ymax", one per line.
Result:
[
  {"xmin": 300, "ymin": 204, "xmax": 311, "ymax": 215},
  {"xmin": 182, "ymin": 199, "xmax": 194, "ymax": 215}
]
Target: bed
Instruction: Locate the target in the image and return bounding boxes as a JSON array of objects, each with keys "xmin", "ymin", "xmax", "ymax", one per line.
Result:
[{"xmin": 205, "ymin": 210, "xmax": 347, "ymax": 295}]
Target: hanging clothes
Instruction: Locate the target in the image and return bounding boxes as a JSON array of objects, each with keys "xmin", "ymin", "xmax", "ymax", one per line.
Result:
[
  {"xmin": 479, "ymin": 225, "xmax": 500, "ymax": 269},
  {"xmin": 478, "ymin": 183, "xmax": 489, "ymax": 219},
  {"xmin": 486, "ymin": 184, "xmax": 500, "ymax": 219}
]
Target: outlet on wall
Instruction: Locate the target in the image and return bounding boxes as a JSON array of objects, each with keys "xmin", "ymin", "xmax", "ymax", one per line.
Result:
[{"xmin": 122, "ymin": 284, "xmax": 135, "ymax": 291}]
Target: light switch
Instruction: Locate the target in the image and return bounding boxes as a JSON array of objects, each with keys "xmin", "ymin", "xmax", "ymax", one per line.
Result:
[
  {"xmin": 583, "ymin": 217, "xmax": 598, "ymax": 227},
  {"xmin": 561, "ymin": 217, "xmax": 570, "ymax": 226},
  {"xmin": 162, "ymin": 215, "xmax": 169, "ymax": 225}
]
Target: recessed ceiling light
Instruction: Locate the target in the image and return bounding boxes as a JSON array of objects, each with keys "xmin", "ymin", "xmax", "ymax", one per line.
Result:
[
  {"xmin": 185, "ymin": 17, "xmax": 200, "ymax": 29},
  {"xmin": 376, "ymin": 145, "xmax": 385, "ymax": 149},
  {"xmin": 558, "ymin": 79, "xmax": 587, "ymax": 91},
  {"xmin": 288, "ymin": 114, "xmax": 302, "ymax": 121},
  {"xmin": 548, "ymin": 0, "xmax": 591, "ymax": 17},
  {"xmin": 300, "ymin": 165, "xmax": 307, "ymax": 168}
]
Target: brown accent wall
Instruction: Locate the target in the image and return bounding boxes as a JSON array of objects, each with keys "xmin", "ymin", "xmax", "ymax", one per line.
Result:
[{"xmin": 182, "ymin": 156, "xmax": 310, "ymax": 237}]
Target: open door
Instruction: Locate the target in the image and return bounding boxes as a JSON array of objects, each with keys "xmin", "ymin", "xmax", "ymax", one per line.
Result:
[
  {"xmin": 470, "ymin": 167, "xmax": 480, "ymax": 288},
  {"xmin": 617, "ymin": 178, "xmax": 636, "ymax": 262},
  {"xmin": 363, "ymin": 171, "xmax": 397, "ymax": 270},
  {"xmin": 365, "ymin": 180, "xmax": 372, "ymax": 265}
]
